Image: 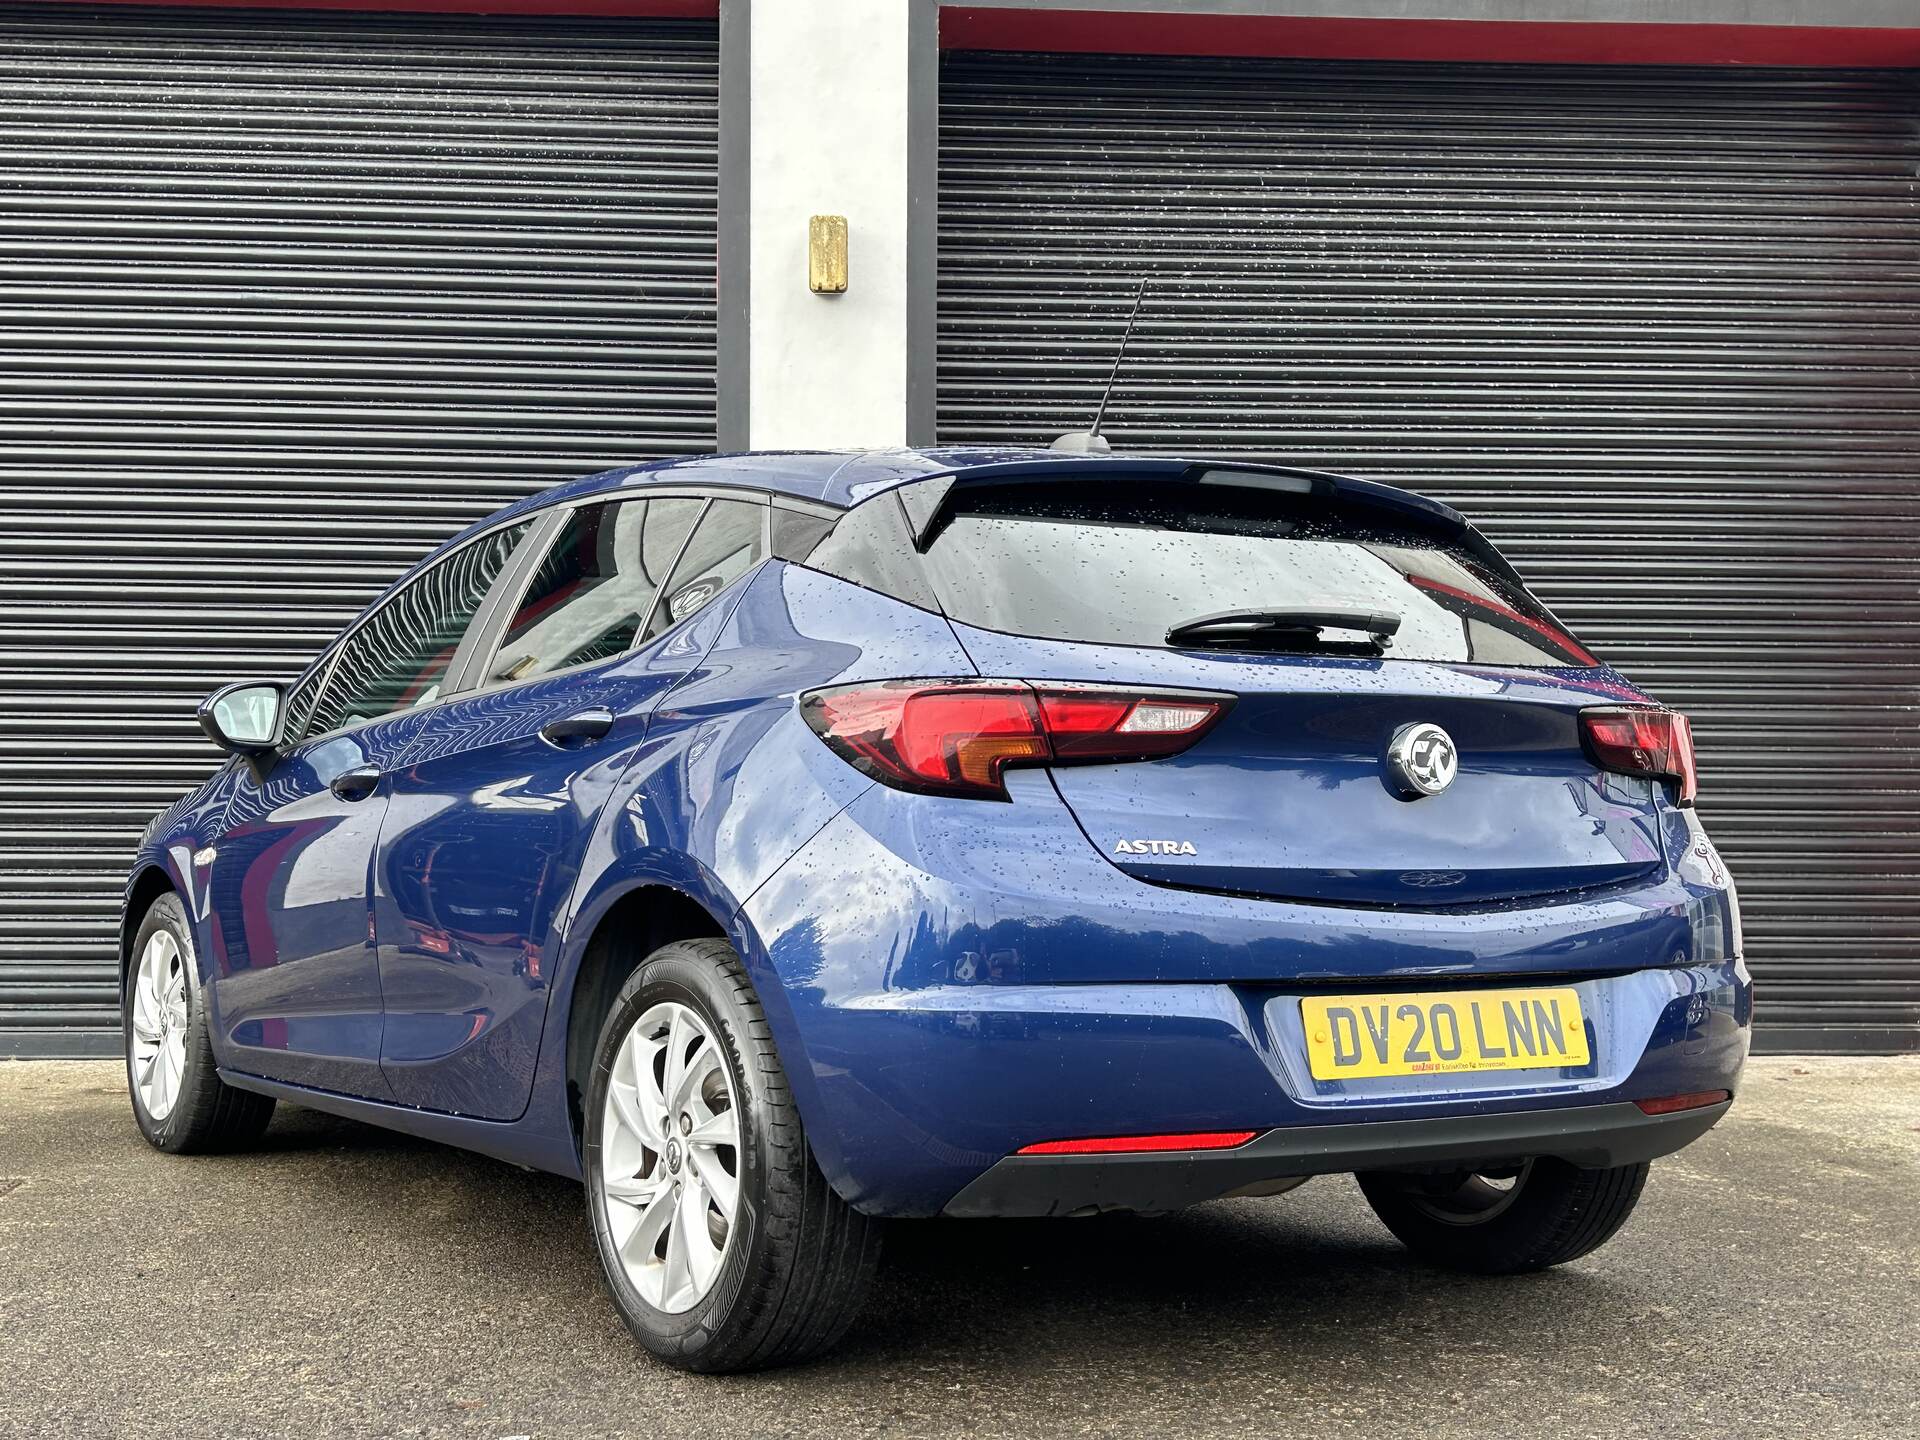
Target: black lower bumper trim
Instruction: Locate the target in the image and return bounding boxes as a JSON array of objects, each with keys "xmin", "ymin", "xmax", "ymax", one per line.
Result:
[{"xmin": 941, "ymin": 1100, "xmax": 1730, "ymax": 1218}]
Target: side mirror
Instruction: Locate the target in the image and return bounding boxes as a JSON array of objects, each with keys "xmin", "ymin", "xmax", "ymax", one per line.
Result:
[{"xmin": 198, "ymin": 682, "xmax": 285, "ymax": 774}]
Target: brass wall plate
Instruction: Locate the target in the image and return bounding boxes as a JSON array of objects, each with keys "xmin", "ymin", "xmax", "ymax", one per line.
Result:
[{"xmin": 809, "ymin": 214, "xmax": 848, "ymax": 294}]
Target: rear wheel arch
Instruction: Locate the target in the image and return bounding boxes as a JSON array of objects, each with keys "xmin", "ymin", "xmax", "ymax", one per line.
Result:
[
  {"xmin": 561, "ymin": 883, "xmax": 731, "ymax": 1160},
  {"xmin": 583, "ymin": 934, "xmax": 882, "ymax": 1370}
]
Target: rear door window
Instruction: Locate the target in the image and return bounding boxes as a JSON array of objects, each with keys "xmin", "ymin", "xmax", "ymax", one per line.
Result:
[
  {"xmin": 484, "ymin": 496, "xmax": 703, "ymax": 685},
  {"xmin": 900, "ymin": 478, "xmax": 1594, "ymax": 668},
  {"xmin": 643, "ymin": 498, "xmax": 767, "ymax": 640}
]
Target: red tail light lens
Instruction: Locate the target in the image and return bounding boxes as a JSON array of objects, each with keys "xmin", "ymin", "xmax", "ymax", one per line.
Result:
[
  {"xmin": 800, "ymin": 680, "xmax": 1231, "ymax": 800},
  {"xmin": 1581, "ymin": 706, "xmax": 1698, "ymax": 805}
]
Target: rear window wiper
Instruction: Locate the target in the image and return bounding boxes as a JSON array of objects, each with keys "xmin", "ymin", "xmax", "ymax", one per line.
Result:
[{"xmin": 1165, "ymin": 608, "xmax": 1401, "ymax": 654}]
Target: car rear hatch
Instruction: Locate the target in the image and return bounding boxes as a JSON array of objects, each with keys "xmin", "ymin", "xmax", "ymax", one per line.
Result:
[
  {"xmin": 909, "ymin": 465, "xmax": 1676, "ymax": 909},
  {"xmin": 1043, "ymin": 654, "xmax": 1665, "ymax": 906}
]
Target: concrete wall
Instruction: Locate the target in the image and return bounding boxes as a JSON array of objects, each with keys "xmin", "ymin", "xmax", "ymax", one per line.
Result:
[{"xmin": 740, "ymin": 0, "xmax": 929, "ymax": 450}]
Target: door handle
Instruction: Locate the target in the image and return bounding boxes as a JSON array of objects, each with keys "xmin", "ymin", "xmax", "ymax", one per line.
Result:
[
  {"xmin": 540, "ymin": 707, "xmax": 615, "ymax": 747},
  {"xmin": 329, "ymin": 765, "xmax": 383, "ymax": 802}
]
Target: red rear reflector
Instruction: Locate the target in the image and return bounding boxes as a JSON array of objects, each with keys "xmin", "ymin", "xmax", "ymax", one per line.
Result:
[
  {"xmin": 1634, "ymin": 1090, "xmax": 1730, "ymax": 1116},
  {"xmin": 1016, "ymin": 1130, "xmax": 1259, "ymax": 1156},
  {"xmin": 1580, "ymin": 706, "xmax": 1699, "ymax": 805},
  {"xmin": 801, "ymin": 680, "xmax": 1231, "ymax": 800}
]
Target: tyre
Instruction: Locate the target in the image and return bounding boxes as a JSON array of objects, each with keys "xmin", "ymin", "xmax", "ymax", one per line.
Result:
[
  {"xmin": 1358, "ymin": 1157, "xmax": 1649, "ymax": 1274},
  {"xmin": 124, "ymin": 890, "xmax": 275, "ymax": 1153},
  {"xmin": 583, "ymin": 937, "xmax": 881, "ymax": 1373}
]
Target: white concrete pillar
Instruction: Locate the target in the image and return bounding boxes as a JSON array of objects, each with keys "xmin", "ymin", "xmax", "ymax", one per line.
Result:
[{"xmin": 720, "ymin": 0, "xmax": 936, "ymax": 451}]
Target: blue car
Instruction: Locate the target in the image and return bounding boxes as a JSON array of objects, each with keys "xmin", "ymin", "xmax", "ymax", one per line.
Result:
[{"xmin": 122, "ymin": 449, "xmax": 1749, "ymax": 1371}]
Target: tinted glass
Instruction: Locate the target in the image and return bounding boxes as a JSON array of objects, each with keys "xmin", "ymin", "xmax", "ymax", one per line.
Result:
[
  {"xmin": 487, "ymin": 497, "xmax": 702, "ymax": 685},
  {"xmin": 644, "ymin": 499, "xmax": 767, "ymax": 639},
  {"xmin": 304, "ymin": 520, "xmax": 533, "ymax": 739},
  {"xmin": 912, "ymin": 480, "xmax": 1594, "ymax": 668},
  {"xmin": 772, "ymin": 502, "xmax": 836, "ymax": 560},
  {"xmin": 803, "ymin": 491, "xmax": 938, "ymax": 610}
]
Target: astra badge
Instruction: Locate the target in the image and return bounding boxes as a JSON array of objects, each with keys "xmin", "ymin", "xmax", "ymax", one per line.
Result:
[
  {"xmin": 1387, "ymin": 722, "xmax": 1458, "ymax": 797},
  {"xmin": 1115, "ymin": 839, "xmax": 1198, "ymax": 856}
]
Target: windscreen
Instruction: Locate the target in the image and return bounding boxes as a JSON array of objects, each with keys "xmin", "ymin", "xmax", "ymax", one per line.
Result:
[{"xmin": 914, "ymin": 479, "xmax": 1595, "ymax": 668}]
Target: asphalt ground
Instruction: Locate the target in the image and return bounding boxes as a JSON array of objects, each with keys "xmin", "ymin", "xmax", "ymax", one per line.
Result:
[{"xmin": 2, "ymin": 1056, "xmax": 1915, "ymax": 1439}]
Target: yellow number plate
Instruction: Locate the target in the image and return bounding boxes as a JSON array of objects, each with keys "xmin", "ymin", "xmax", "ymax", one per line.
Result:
[{"xmin": 1301, "ymin": 988, "xmax": 1590, "ymax": 1080}]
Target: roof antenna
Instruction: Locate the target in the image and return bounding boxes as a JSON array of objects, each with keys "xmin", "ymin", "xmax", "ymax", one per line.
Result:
[{"xmin": 1051, "ymin": 276, "xmax": 1147, "ymax": 454}]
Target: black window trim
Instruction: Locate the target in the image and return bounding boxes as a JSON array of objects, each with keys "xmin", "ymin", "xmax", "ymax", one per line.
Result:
[
  {"xmin": 771, "ymin": 495, "xmax": 840, "ymax": 560},
  {"xmin": 281, "ymin": 485, "xmax": 771, "ymax": 756},
  {"xmin": 629, "ymin": 496, "xmax": 713, "ymax": 650},
  {"xmin": 469, "ymin": 493, "xmax": 708, "ymax": 693}
]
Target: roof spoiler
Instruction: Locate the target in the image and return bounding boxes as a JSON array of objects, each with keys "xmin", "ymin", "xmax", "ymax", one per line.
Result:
[{"xmin": 895, "ymin": 457, "xmax": 1469, "ymax": 553}]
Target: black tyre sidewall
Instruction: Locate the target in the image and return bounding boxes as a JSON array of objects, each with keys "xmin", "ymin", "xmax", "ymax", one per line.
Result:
[
  {"xmin": 583, "ymin": 945, "xmax": 779, "ymax": 1367},
  {"xmin": 1359, "ymin": 1157, "xmax": 1647, "ymax": 1273},
  {"xmin": 123, "ymin": 890, "xmax": 218, "ymax": 1153}
]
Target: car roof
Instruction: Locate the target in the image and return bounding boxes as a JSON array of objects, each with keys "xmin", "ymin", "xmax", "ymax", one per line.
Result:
[
  {"xmin": 435, "ymin": 446, "xmax": 1468, "ymax": 558},
  {"xmin": 492, "ymin": 445, "xmax": 1466, "ymax": 515},
  {"xmin": 506, "ymin": 447, "xmax": 1071, "ymax": 511}
]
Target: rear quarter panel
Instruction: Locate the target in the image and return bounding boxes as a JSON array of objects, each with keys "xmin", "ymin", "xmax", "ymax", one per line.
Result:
[{"xmin": 529, "ymin": 561, "xmax": 977, "ymax": 1172}]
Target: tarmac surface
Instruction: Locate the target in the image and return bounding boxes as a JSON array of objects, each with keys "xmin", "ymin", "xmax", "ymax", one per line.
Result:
[{"xmin": 2, "ymin": 1055, "xmax": 1916, "ymax": 1439}]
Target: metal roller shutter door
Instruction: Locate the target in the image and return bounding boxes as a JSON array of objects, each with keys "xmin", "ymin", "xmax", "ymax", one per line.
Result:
[
  {"xmin": 938, "ymin": 53, "xmax": 1920, "ymax": 1054},
  {"xmin": 0, "ymin": 4, "xmax": 717, "ymax": 1056}
]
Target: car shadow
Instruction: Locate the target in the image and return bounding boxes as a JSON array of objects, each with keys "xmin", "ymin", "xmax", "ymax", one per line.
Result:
[
  {"xmin": 835, "ymin": 1203, "xmax": 1606, "ymax": 1376},
  {"xmin": 223, "ymin": 1103, "xmax": 1621, "ymax": 1384}
]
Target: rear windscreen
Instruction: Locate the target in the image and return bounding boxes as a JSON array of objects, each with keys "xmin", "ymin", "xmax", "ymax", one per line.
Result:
[{"xmin": 903, "ymin": 479, "xmax": 1595, "ymax": 668}]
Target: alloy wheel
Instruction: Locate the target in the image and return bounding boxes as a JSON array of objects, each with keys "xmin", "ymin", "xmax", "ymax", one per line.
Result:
[
  {"xmin": 130, "ymin": 928, "xmax": 189, "ymax": 1121},
  {"xmin": 599, "ymin": 1000, "xmax": 743, "ymax": 1313}
]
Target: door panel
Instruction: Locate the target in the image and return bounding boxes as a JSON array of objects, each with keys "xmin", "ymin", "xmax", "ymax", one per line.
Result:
[
  {"xmin": 374, "ymin": 658, "xmax": 682, "ymax": 1117},
  {"xmin": 205, "ymin": 518, "xmax": 536, "ymax": 1095},
  {"xmin": 372, "ymin": 493, "xmax": 733, "ymax": 1118},
  {"xmin": 207, "ymin": 715, "xmax": 426, "ymax": 1096},
  {"xmin": 370, "ymin": 503, "xmax": 768, "ymax": 1121}
]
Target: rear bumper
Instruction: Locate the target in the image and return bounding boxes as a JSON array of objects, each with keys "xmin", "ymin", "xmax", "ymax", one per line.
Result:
[
  {"xmin": 741, "ymin": 947, "xmax": 1750, "ymax": 1216},
  {"xmin": 944, "ymin": 1099, "xmax": 1730, "ymax": 1217},
  {"xmin": 740, "ymin": 777, "xmax": 1749, "ymax": 1218}
]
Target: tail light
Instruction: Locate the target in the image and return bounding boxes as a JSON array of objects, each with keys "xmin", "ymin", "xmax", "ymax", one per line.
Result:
[
  {"xmin": 1581, "ymin": 707, "xmax": 1698, "ymax": 805},
  {"xmin": 800, "ymin": 679, "xmax": 1231, "ymax": 800}
]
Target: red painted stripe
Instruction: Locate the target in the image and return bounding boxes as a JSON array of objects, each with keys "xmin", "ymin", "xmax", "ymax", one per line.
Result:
[
  {"xmin": 1017, "ymin": 1129, "xmax": 1259, "ymax": 1156},
  {"xmin": 40, "ymin": 0, "xmax": 716, "ymax": 16},
  {"xmin": 939, "ymin": 10, "xmax": 1920, "ymax": 67}
]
